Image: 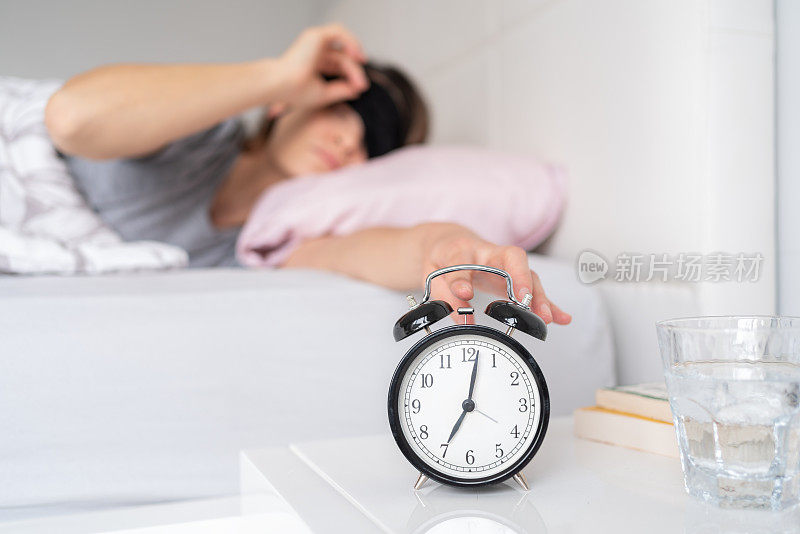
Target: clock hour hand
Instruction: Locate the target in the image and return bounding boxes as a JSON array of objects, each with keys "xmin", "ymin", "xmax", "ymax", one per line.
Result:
[
  {"xmin": 446, "ymin": 410, "xmax": 467, "ymax": 444},
  {"xmin": 447, "ymin": 354, "xmax": 481, "ymax": 445}
]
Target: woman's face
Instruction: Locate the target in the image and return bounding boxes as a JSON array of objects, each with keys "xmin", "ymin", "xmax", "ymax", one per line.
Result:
[{"xmin": 267, "ymin": 103, "xmax": 368, "ymax": 176}]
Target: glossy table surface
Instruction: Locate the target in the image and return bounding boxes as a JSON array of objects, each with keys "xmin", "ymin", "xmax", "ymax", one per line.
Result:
[{"xmin": 240, "ymin": 416, "xmax": 800, "ymax": 533}]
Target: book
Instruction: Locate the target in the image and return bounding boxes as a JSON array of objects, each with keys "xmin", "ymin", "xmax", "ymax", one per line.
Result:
[
  {"xmin": 573, "ymin": 406, "xmax": 679, "ymax": 458},
  {"xmin": 595, "ymin": 382, "xmax": 673, "ymax": 423}
]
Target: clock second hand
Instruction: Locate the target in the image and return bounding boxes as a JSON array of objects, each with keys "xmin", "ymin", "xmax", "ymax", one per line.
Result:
[
  {"xmin": 475, "ymin": 408, "xmax": 498, "ymax": 423},
  {"xmin": 446, "ymin": 353, "xmax": 481, "ymax": 445}
]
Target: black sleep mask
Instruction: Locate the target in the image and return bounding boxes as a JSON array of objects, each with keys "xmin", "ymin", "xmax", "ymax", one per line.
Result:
[{"xmin": 345, "ymin": 79, "xmax": 407, "ymax": 158}]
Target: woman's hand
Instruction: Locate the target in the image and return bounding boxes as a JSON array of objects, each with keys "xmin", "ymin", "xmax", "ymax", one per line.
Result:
[
  {"xmin": 267, "ymin": 24, "xmax": 369, "ymax": 116},
  {"xmin": 421, "ymin": 224, "xmax": 571, "ymax": 325}
]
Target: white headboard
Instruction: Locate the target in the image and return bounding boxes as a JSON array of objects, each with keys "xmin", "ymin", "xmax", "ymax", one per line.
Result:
[{"xmin": 323, "ymin": 0, "xmax": 776, "ymax": 384}]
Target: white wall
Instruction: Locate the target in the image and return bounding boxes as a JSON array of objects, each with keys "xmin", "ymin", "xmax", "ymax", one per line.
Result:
[
  {"xmin": 321, "ymin": 0, "xmax": 775, "ymax": 309},
  {"xmin": 777, "ymin": 0, "xmax": 800, "ymax": 315},
  {"xmin": 322, "ymin": 0, "xmax": 777, "ymax": 383},
  {"xmin": 0, "ymin": 0, "xmax": 325, "ymax": 79}
]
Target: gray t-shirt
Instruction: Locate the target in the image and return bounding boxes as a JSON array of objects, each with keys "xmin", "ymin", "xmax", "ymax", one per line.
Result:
[{"xmin": 63, "ymin": 119, "xmax": 245, "ymax": 268}]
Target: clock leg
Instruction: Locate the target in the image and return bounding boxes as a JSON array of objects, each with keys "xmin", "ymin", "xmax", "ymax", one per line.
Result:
[
  {"xmin": 512, "ymin": 472, "xmax": 530, "ymax": 491},
  {"xmin": 413, "ymin": 472, "xmax": 429, "ymax": 490}
]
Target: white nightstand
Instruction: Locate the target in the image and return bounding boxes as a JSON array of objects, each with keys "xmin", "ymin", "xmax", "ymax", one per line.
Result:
[
  {"xmin": 3, "ymin": 417, "xmax": 796, "ymax": 533},
  {"xmin": 240, "ymin": 416, "xmax": 800, "ymax": 533}
]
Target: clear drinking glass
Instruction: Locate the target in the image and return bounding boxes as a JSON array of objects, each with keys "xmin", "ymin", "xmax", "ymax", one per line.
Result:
[{"xmin": 656, "ymin": 316, "xmax": 800, "ymax": 510}]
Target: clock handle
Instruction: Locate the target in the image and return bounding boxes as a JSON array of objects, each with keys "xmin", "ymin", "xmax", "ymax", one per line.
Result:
[
  {"xmin": 419, "ymin": 264, "xmax": 547, "ymax": 341},
  {"xmin": 420, "ymin": 264, "xmax": 527, "ymax": 308},
  {"xmin": 396, "ymin": 264, "xmax": 546, "ymax": 342}
]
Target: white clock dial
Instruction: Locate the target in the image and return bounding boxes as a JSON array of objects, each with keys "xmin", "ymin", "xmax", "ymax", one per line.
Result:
[{"xmin": 398, "ymin": 333, "xmax": 542, "ymax": 480}]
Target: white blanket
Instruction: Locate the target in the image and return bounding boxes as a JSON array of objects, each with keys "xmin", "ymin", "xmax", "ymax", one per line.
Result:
[{"xmin": 0, "ymin": 76, "xmax": 187, "ymax": 274}]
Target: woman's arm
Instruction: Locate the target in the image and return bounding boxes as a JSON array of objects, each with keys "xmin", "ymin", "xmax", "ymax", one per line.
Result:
[
  {"xmin": 283, "ymin": 223, "xmax": 571, "ymax": 325},
  {"xmin": 46, "ymin": 24, "xmax": 368, "ymax": 160},
  {"xmin": 46, "ymin": 61, "xmax": 284, "ymax": 159}
]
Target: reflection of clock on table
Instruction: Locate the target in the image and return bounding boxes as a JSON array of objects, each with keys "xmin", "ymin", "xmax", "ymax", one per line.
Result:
[
  {"xmin": 389, "ymin": 265, "xmax": 550, "ymax": 490},
  {"xmin": 406, "ymin": 484, "xmax": 548, "ymax": 534}
]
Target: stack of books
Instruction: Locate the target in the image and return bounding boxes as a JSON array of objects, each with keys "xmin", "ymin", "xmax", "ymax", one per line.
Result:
[{"xmin": 573, "ymin": 382, "xmax": 680, "ymax": 458}]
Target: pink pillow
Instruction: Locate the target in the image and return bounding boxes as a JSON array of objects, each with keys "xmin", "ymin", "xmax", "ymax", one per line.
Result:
[{"xmin": 236, "ymin": 145, "xmax": 567, "ymax": 267}]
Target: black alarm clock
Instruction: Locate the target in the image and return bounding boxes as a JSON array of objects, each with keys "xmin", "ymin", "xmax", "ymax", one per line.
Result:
[{"xmin": 388, "ymin": 264, "xmax": 550, "ymax": 491}]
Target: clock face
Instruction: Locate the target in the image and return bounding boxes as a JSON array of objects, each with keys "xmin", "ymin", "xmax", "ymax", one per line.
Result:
[{"xmin": 389, "ymin": 325, "xmax": 549, "ymax": 486}]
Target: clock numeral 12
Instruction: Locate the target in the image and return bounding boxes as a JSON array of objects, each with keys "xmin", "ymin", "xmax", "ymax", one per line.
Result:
[{"xmin": 461, "ymin": 347, "xmax": 478, "ymax": 362}]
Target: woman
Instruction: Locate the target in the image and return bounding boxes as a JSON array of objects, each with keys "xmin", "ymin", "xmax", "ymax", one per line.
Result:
[{"xmin": 45, "ymin": 24, "xmax": 570, "ymax": 325}]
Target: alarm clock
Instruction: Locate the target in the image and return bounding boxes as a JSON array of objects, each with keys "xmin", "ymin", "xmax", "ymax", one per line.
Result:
[{"xmin": 388, "ymin": 264, "xmax": 550, "ymax": 491}]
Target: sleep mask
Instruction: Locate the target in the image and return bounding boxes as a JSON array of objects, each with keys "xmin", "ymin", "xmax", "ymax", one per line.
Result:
[{"xmin": 344, "ymin": 68, "xmax": 409, "ymax": 158}]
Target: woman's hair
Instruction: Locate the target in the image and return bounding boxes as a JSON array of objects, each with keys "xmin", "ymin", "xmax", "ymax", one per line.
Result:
[{"xmin": 244, "ymin": 62, "xmax": 429, "ymax": 154}]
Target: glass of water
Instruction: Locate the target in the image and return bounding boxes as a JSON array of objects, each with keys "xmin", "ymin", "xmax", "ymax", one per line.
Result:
[{"xmin": 656, "ymin": 316, "xmax": 800, "ymax": 510}]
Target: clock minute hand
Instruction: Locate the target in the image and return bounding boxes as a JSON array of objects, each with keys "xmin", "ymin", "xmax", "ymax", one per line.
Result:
[{"xmin": 467, "ymin": 352, "xmax": 479, "ymax": 400}]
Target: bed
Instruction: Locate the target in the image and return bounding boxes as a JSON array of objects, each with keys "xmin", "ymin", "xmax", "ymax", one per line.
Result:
[{"xmin": 0, "ymin": 255, "xmax": 613, "ymax": 520}]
